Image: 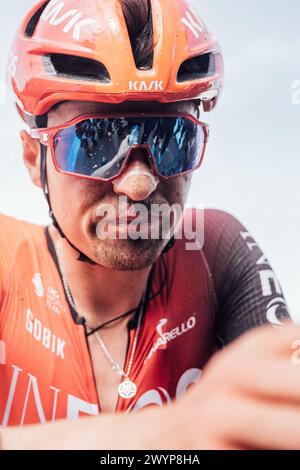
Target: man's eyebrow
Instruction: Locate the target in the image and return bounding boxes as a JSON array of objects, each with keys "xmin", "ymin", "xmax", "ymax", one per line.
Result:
[
  {"xmin": 48, "ymin": 100, "xmax": 198, "ymax": 119},
  {"xmin": 50, "ymin": 101, "xmax": 68, "ymax": 114}
]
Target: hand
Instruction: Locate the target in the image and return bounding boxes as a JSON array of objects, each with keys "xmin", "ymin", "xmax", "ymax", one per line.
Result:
[{"xmin": 162, "ymin": 322, "xmax": 300, "ymax": 450}]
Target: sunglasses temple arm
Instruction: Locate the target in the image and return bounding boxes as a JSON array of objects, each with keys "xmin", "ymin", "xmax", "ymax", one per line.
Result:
[{"xmin": 30, "ymin": 129, "xmax": 51, "ymax": 146}]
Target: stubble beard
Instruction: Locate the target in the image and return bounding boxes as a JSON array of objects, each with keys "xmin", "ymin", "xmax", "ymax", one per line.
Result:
[{"xmin": 92, "ymin": 237, "xmax": 165, "ymax": 271}]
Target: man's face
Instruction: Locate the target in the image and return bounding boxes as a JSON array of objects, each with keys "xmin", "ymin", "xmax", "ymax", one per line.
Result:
[{"xmin": 46, "ymin": 100, "xmax": 198, "ymax": 271}]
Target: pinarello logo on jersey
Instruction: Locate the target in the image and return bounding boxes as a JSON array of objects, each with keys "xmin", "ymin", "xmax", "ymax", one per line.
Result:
[{"xmin": 144, "ymin": 315, "xmax": 197, "ymax": 364}]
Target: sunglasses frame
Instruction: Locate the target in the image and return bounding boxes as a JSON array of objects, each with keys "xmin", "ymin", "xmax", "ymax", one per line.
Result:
[{"xmin": 30, "ymin": 113, "xmax": 209, "ymax": 182}]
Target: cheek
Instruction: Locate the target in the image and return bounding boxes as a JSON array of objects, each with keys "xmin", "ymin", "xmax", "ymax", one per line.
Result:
[
  {"xmin": 45, "ymin": 149, "xmax": 107, "ymax": 220},
  {"xmin": 46, "ymin": 150, "xmax": 77, "ymax": 217},
  {"xmin": 161, "ymin": 175, "xmax": 192, "ymax": 206},
  {"xmin": 180, "ymin": 174, "xmax": 192, "ymax": 199}
]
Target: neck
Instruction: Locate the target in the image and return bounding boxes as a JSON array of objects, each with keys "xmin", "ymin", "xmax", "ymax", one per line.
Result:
[{"xmin": 49, "ymin": 226, "xmax": 152, "ymax": 329}]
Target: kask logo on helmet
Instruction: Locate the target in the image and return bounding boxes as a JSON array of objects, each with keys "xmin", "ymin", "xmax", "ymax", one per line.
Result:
[
  {"xmin": 129, "ymin": 81, "xmax": 164, "ymax": 92},
  {"xmin": 8, "ymin": 0, "xmax": 223, "ymax": 118},
  {"xmin": 40, "ymin": 0, "xmax": 96, "ymax": 41}
]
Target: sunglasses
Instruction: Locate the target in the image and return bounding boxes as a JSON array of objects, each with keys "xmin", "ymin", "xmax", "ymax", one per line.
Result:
[{"xmin": 31, "ymin": 113, "xmax": 209, "ymax": 181}]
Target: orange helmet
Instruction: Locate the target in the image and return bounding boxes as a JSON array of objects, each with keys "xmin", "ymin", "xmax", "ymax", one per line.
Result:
[{"xmin": 8, "ymin": 0, "xmax": 223, "ymax": 122}]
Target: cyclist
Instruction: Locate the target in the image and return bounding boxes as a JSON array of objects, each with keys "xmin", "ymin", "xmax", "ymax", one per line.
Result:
[{"xmin": 0, "ymin": 0, "xmax": 296, "ymax": 450}]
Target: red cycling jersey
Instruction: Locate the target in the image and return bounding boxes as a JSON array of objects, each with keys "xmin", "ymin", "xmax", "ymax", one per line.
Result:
[{"xmin": 0, "ymin": 209, "xmax": 290, "ymax": 426}]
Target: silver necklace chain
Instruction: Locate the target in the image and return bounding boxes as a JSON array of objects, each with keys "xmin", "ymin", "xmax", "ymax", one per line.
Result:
[
  {"xmin": 55, "ymin": 240, "xmax": 145, "ymax": 399},
  {"xmin": 94, "ymin": 298, "xmax": 144, "ymax": 380}
]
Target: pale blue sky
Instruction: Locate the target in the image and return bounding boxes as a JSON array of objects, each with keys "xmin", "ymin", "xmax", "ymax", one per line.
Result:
[{"xmin": 0, "ymin": 0, "xmax": 299, "ymax": 319}]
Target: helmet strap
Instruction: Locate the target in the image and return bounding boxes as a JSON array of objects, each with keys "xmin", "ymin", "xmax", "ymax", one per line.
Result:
[
  {"xmin": 162, "ymin": 235, "xmax": 176, "ymax": 254},
  {"xmin": 39, "ymin": 144, "xmax": 175, "ymax": 262}
]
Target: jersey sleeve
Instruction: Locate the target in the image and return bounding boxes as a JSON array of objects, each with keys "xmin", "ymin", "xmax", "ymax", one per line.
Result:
[
  {"xmin": 0, "ymin": 214, "xmax": 41, "ymax": 309},
  {"xmin": 202, "ymin": 209, "xmax": 291, "ymax": 346},
  {"xmin": 0, "ymin": 215, "xmax": 13, "ymax": 306}
]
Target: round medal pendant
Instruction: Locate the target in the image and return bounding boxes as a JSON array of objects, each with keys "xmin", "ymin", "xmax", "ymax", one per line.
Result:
[{"xmin": 118, "ymin": 379, "xmax": 137, "ymax": 399}]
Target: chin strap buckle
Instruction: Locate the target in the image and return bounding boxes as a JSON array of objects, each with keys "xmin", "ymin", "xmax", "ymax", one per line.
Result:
[{"xmin": 77, "ymin": 252, "xmax": 97, "ymax": 265}]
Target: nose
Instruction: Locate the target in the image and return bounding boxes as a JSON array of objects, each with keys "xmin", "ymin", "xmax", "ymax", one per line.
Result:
[{"xmin": 112, "ymin": 151, "xmax": 159, "ymax": 201}]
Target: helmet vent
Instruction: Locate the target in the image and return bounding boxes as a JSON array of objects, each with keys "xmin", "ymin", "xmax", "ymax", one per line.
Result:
[
  {"xmin": 177, "ymin": 52, "xmax": 216, "ymax": 83},
  {"xmin": 44, "ymin": 54, "xmax": 111, "ymax": 83},
  {"xmin": 24, "ymin": 1, "xmax": 50, "ymax": 38}
]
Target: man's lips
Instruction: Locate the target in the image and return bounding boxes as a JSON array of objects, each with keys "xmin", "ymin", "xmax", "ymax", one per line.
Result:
[
  {"xmin": 94, "ymin": 206, "xmax": 175, "ymax": 240},
  {"xmin": 93, "ymin": 199, "xmax": 175, "ymax": 231},
  {"xmin": 104, "ymin": 215, "xmax": 160, "ymax": 225}
]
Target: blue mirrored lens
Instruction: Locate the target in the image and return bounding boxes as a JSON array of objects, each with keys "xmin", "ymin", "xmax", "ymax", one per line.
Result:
[
  {"xmin": 53, "ymin": 116, "xmax": 205, "ymax": 179},
  {"xmin": 141, "ymin": 117, "xmax": 204, "ymax": 177}
]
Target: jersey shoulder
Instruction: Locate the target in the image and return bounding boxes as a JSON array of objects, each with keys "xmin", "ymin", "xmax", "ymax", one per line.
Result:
[
  {"xmin": 203, "ymin": 207, "xmax": 249, "ymax": 247},
  {"xmin": 182, "ymin": 207, "xmax": 249, "ymax": 248},
  {"xmin": 192, "ymin": 206, "xmax": 254, "ymax": 285},
  {"xmin": 0, "ymin": 213, "xmax": 45, "ymax": 285},
  {"xmin": 0, "ymin": 212, "xmax": 44, "ymax": 243}
]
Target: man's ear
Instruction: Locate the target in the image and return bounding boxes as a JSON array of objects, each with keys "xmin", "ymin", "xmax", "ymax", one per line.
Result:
[{"xmin": 20, "ymin": 130, "xmax": 41, "ymax": 187}]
